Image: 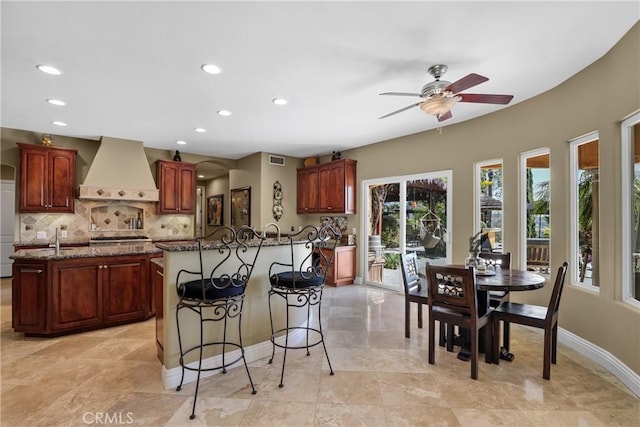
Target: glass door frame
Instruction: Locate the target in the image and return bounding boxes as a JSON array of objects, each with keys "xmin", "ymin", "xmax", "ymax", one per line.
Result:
[{"xmin": 361, "ymin": 170, "xmax": 453, "ymax": 291}]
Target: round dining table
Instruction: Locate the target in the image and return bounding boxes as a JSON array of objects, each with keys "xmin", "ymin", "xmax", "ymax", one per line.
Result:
[{"xmin": 457, "ymin": 267, "xmax": 546, "ymax": 363}]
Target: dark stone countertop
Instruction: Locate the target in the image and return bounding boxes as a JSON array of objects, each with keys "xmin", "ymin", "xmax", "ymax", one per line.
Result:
[{"xmin": 10, "ymin": 243, "xmax": 162, "ymax": 260}]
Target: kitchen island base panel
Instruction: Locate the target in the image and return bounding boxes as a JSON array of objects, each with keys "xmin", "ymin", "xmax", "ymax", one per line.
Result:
[{"xmin": 159, "ymin": 241, "xmax": 309, "ymax": 372}]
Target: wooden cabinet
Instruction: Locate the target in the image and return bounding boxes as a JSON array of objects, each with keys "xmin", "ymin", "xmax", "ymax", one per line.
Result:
[
  {"xmin": 296, "ymin": 167, "xmax": 319, "ymax": 213},
  {"xmin": 18, "ymin": 143, "xmax": 76, "ymax": 213},
  {"xmin": 12, "ymin": 255, "xmax": 155, "ymax": 336},
  {"xmin": 11, "ymin": 263, "xmax": 47, "ymax": 333},
  {"xmin": 297, "ymin": 159, "xmax": 356, "ymax": 214},
  {"xmin": 157, "ymin": 160, "xmax": 196, "ymax": 214},
  {"xmin": 151, "ymin": 258, "xmax": 164, "ymax": 362},
  {"xmin": 320, "ymin": 245, "xmax": 356, "ymax": 286}
]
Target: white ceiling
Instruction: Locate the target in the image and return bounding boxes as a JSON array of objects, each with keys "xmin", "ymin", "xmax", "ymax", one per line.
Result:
[{"xmin": 2, "ymin": 2, "xmax": 638, "ymax": 161}]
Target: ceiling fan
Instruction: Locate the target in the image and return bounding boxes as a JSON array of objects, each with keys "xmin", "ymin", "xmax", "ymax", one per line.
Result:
[{"xmin": 379, "ymin": 64, "xmax": 514, "ymax": 121}]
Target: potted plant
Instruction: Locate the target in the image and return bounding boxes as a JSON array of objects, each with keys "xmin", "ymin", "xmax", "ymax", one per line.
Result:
[{"xmin": 465, "ymin": 231, "xmax": 483, "ymax": 268}]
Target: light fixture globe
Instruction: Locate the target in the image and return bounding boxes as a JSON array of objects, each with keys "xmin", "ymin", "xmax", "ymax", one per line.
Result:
[{"xmin": 419, "ymin": 95, "xmax": 460, "ymax": 116}]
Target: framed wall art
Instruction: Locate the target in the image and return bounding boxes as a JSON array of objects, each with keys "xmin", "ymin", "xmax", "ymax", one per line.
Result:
[
  {"xmin": 207, "ymin": 194, "xmax": 223, "ymax": 226},
  {"xmin": 230, "ymin": 187, "xmax": 251, "ymax": 227}
]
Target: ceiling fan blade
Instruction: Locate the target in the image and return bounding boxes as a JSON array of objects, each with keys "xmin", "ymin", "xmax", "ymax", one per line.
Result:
[
  {"xmin": 445, "ymin": 73, "xmax": 489, "ymax": 94},
  {"xmin": 379, "ymin": 102, "xmax": 421, "ymax": 119},
  {"xmin": 458, "ymin": 93, "xmax": 514, "ymax": 104},
  {"xmin": 379, "ymin": 92, "xmax": 423, "ymax": 97},
  {"xmin": 437, "ymin": 110, "xmax": 453, "ymax": 122}
]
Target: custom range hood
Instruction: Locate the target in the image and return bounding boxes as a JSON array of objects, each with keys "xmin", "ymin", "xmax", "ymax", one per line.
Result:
[{"xmin": 78, "ymin": 137, "xmax": 159, "ymax": 202}]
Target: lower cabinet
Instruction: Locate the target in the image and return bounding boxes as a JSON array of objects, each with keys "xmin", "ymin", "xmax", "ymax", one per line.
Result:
[
  {"xmin": 13, "ymin": 254, "xmax": 154, "ymax": 336},
  {"xmin": 320, "ymin": 245, "xmax": 356, "ymax": 286}
]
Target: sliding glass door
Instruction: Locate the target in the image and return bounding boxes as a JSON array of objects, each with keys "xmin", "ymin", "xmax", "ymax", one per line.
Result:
[{"xmin": 363, "ymin": 171, "xmax": 452, "ymax": 291}]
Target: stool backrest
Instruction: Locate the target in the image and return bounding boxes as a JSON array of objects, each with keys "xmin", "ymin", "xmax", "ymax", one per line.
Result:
[
  {"xmin": 270, "ymin": 224, "xmax": 341, "ymax": 289},
  {"xmin": 478, "ymin": 252, "xmax": 511, "ymax": 269}
]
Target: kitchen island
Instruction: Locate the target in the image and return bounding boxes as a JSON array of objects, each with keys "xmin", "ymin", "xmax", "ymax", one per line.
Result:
[
  {"xmin": 10, "ymin": 243, "xmax": 162, "ymax": 336},
  {"xmin": 155, "ymin": 238, "xmax": 311, "ymax": 390}
]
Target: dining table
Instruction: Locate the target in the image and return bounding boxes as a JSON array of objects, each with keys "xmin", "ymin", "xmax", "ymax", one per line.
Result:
[{"xmin": 457, "ymin": 266, "xmax": 546, "ymax": 363}]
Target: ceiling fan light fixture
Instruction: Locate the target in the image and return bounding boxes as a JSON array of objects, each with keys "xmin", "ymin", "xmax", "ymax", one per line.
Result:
[
  {"xmin": 419, "ymin": 96, "xmax": 460, "ymax": 116},
  {"xmin": 201, "ymin": 64, "xmax": 222, "ymax": 75}
]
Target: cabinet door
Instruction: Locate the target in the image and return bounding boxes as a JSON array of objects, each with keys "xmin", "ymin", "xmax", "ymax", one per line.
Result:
[
  {"xmin": 51, "ymin": 262, "xmax": 102, "ymax": 331},
  {"xmin": 48, "ymin": 149, "xmax": 75, "ymax": 212},
  {"xmin": 19, "ymin": 147, "xmax": 48, "ymax": 211},
  {"xmin": 102, "ymin": 257, "xmax": 147, "ymax": 323},
  {"xmin": 297, "ymin": 168, "xmax": 319, "ymax": 213},
  {"xmin": 319, "ymin": 163, "xmax": 345, "ymax": 213},
  {"xmin": 178, "ymin": 164, "xmax": 195, "ymax": 213},
  {"xmin": 12, "ymin": 263, "xmax": 47, "ymax": 333},
  {"xmin": 158, "ymin": 161, "xmax": 179, "ymax": 213}
]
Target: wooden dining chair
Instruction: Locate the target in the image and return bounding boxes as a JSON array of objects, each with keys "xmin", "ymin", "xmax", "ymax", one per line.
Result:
[
  {"xmin": 478, "ymin": 252, "xmax": 512, "ymax": 357},
  {"xmin": 400, "ymin": 253, "xmax": 448, "ymax": 346},
  {"xmin": 491, "ymin": 261, "xmax": 568, "ymax": 380},
  {"xmin": 426, "ymin": 264, "xmax": 492, "ymax": 380}
]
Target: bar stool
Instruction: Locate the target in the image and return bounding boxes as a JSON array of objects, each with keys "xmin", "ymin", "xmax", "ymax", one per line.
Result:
[
  {"xmin": 175, "ymin": 226, "xmax": 265, "ymax": 420},
  {"xmin": 267, "ymin": 224, "xmax": 340, "ymax": 387}
]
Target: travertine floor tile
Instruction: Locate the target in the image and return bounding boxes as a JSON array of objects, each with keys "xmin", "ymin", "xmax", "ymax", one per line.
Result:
[{"xmin": 1, "ymin": 278, "xmax": 637, "ymax": 426}]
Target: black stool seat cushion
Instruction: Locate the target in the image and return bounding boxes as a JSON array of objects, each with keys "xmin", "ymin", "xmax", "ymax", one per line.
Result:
[
  {"xmin": 180, "ymin": 278, "xmax": 246, "ymax": 300},
  {"xmin": 270, "ymin": 271, "xmax": 324, "ymax": 289}
]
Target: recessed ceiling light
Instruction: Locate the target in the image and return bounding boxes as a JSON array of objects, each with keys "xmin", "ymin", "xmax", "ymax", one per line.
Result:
[
  {"xmin": 52, "ymin": 121, "xmax": 67, "ymax": 126},
  {"xmin": 37, "ymin": 65, "xmax": 61, "ymax": 75},
  {"xmin": 272, "ymin": 98, "xmax": 288, "ymax": 106},
  {"xmin": 47, "ymin": 99, "xmax": 66, "ymax": 106},
  {"xmin": 198, "ymin": 175, "xmax": 205, "ymax": 179},
  {"xmin": 201, "ymin": 64, "xmax": 222, "ymax": 75},
  {"xmin": 177, "ymin": 140, "xmax": 187, "ymax": 145},
  {"xmin": 194, "ymin": 127, "xmax": 207, "ymax": 133},
  {"xmin": 217, "ymin": 110, "xmax": 232, "ymax": 117}
]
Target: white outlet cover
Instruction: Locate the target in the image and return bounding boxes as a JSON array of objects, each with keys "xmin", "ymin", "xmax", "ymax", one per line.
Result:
[
  {"xmin": 36, "ymin": 231, "xmax": 46, "ymax": 239},
  {"xmin": 61, "ymin": 231, "xmax": 68, "ymax": 238}
]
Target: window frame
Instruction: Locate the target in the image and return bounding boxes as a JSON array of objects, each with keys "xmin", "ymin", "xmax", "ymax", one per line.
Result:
[
  {"xmin": 569, "ymin": 131, "xmax": 600, "ymax": 292},
  {"xmin": 621, "ymin": 111, "xmax": 640, "ymax": 308}
]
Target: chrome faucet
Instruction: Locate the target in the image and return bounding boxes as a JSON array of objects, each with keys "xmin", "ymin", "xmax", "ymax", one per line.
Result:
[
  {"xmin": 49, "ymin": 227, "xmax": 60, "ymax": 255},
  {"xmin": 263, "ymin": 223, "xmax": 281, "ymax": 242}
]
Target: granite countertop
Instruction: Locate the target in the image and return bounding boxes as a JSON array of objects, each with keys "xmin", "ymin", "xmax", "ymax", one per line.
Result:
[
  {"xmin": 10, "ymin": 242, "xmax": 162, "ymax": 260},
  {"xmin": 156, "ymin": 238, "xmax": 313, "ymax": 252}
]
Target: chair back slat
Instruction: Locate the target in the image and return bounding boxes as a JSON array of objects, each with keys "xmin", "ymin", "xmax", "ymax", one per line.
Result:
[
  {"xmin": 546, "ymin": 262, "xmax": 569, "ymax": 323},
  {"xmin": 401, "ymin": 252, "xmax": 422, "ymax": 294},
  {"xmin": 427, "ymin": 265, "xmax": 477, "ymax": 316},
  {"xmin": 478, "ymin": 252, "xmax": 511, "ymax": 270}
]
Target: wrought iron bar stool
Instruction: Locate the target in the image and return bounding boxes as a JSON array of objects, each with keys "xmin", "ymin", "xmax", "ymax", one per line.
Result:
[
  {"xmin": 267, "ymin": 224, "xmax": 340, "ymax": 387},
  {"xmin": 175, "ymin": 226, "xmax": 265, "ymax": 420}
]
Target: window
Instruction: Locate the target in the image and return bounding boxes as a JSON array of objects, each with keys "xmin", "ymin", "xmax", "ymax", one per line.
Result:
[
  {"xmin": 475, "ymin": 159, "xmax": 503, "ymax": 253},
  {"xmin": 622, "ymin": 112, "xmax": 640, "ymax": 307},
  {"xmin": 569, "ymin": 132, "xmax": 599, "ymax": 290},
  {"xmin": 520, "ymin": 149, "xmax": 550, "ymax": 274}
]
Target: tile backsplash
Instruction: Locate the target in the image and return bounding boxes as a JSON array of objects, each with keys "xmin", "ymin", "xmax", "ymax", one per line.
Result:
[{"xmin": 19, "ymin": 199, "xmax": 193, "ymax": 243}]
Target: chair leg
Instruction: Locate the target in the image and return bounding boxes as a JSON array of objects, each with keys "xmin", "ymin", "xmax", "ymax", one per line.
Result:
[
  {"xmin": 189, "ymin": 308, "xmax": 205, "ymax": 420},
  {"xmin": 483, "ymin": 323, "xmax": 492, "ymax": 364},
  {"xmin": 417, "ymin": 303, "xmax": 423, "ymax": 329},
  {"xmin": 492, "ymin": 318, "xmax": 500, "ymax": 365},
  {"xmin": 405, "ymin": 300, "xmax": 410, "ymax": 338},
  {"xmin": 176, "ymin": 305, "xmax": 186, "ymax": 390},
  {"xmin": 268, "ymin": 291, "xmax": 277, "ymax": 365},
  {"xmin": 439, "ymin": 322, "xmax": 446, "ymax": 347},
  {"xmin": 428, "ymin": 317, "xmax": 436, "ymax": 365},
  {"xmin": 318, "ymin": 297, "xmax": 334, "ymax": 376},
  {"xmin": 238, "ymin": 307, "xmax": 257, "ymax": 395},
  {"xmin": 551, "ymin": 323, "xmax": 558, "ymax": 364},
  {"xmin": 470, "ymin": 326, "xmax": 478, "ymax": 380},
  {"xmin": 503, "ymin": 321, "xmax": 510, "ymax": 352},
  {"xmin": 279, "ymin": 299, "xmax": 290, "ymax": 388},
  {"xmin": 446, "ymin": 324, "xmax": 454, "ymax": 352},
  {"xmin": 543, "ymin": 328, "xmax": 552, "ymax": 380}
]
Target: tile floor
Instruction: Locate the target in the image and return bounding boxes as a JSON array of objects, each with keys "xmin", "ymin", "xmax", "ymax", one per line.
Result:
[{"xmin": 1, "ymin": 278, "xmax": 638, "ymax": 426}]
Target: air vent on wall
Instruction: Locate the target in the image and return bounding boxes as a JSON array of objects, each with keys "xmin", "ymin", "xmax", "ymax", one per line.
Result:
[{"xmin": 269, "ymin": 155, "xmax": 285, "ymax": 166}]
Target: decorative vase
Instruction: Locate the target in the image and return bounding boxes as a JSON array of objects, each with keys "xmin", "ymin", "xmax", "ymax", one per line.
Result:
[
  {"xmin": 173, "ymin": 150, "xmax": 182, "ymax": 162},
  {"xmin": 465, "ymin": 252, "xmax": 478, "ymax": 269}
]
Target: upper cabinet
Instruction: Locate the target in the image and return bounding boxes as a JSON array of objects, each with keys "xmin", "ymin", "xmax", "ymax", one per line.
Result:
[
  {"xmin": 156, "ymin": 160, "xmax": 196, "ymax": 214},
  {"xmin": 297, "ymin": 159, "xmax": 357, "ymax": 214},
  {"xmin": 18, "ymin": 143, "xmax": 77, "ymax": 213}
]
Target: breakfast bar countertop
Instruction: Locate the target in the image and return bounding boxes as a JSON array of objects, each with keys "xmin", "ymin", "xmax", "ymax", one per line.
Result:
[{"xmin": 10, "ymin": 242, "xmax": 162, "ymax": 260}]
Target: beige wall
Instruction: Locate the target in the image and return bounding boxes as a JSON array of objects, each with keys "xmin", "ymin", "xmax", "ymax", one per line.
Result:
[{"xmin": 343, "ymin": 23, "xmax": 640, "ymax": 373}]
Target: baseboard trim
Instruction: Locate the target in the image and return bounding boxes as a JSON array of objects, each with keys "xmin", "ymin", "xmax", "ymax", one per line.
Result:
[
  {"xmin": 558, "ymin": 327, "xmax": 640, "ymax": 398},
  {"xmin": 162, "ymin": 327, "xmax": 307, "ymax": 390}
]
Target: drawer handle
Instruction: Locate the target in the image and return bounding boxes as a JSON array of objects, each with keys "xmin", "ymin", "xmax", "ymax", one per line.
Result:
[
  {"xmin": 156, "ymin": 270, "xmax": 164, "ymax": 277},
  {"xmin": 21, "ymin": 269, "xmax": 43, "ymax": 274},
  {"xmin": 118, "ymin": 190, "xmax": 126, "ymax": 197},
  {"xmin": 96, "ymin": 189, "xmax": 104, "ymax": 196}
]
